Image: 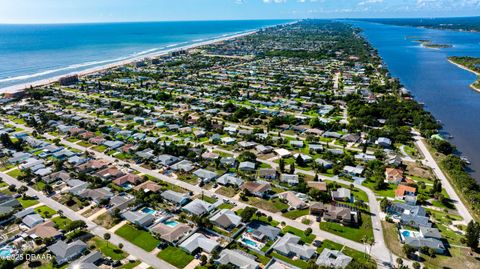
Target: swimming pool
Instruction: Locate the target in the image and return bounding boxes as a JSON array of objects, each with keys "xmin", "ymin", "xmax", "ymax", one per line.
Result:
[
  {"xmin": 399, "ymin": 229, "xmax": 421, "ymax": 241},
  {"xmin": 163, "ymin": 220, "xmax": 178, "ymax": 228},
  {"xmin": 240, "ymin": 236, "xmax": 264, "ymax": 251},
  {"xmin": 0, "ymin": 246, "xmax": 14, "ymax": 258},
  {"xmin": 242, "ymin": 238, "xmax": 258, "ymax": 247},
  {"xmin": 141, "ymin": 207, "xmax": 157, "ymax": 215}
]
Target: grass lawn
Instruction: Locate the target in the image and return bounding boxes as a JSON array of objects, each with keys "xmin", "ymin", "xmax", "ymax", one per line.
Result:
[
  {"xmin": 282, "ymin": 209, "xmax": 310, "ymax": 220},
  {"xmin": 120, "ymin": 261, "xmax": 141, "ymax": 269},
  {"xmin": 271, "ymin": 252, "xmax": 308, "ymax": 269},
  {"xmin": 318, "ymin": 239, "xmax": 374, "ymax": 266},
  {"xmin": 52, "ymin": 216, "xmax": 72, "ymax": 230},
  {"xmin": 7, "ymin": 168, "xmax": 25, "ymax": 178},
  {"xmin": 282, "ymin": 226, "xmax": 315, "ymax": 244},
  {"xmin": 217, "ymin": 203, "xmax": 234, "ymax": 210},
  {"xmin": 236, "ymin": 209, "xmax": 280, "ymax": 227},
  {"xmin": 92, "ymin": 145, "xmax": 108, "ymax": 152},
  {"xmin": 17, "ymin": 197, "xmax": 39, "ymax": 208},
  {"xmin": 35, "ymin": 205, "xmax": 57, "ymax": 218},
  {"xmin": 77, "ymin": 141, "xmax": 93, "ymax": 148},
  {"xmin": 157, "ymin": 246, "xmax": 194, "ymax": 268},
  {"xmin": 93, "ymin": 212, "xmax": 119, "ymax": 229},
  {"xmin": 89, "ymin": 237, "xmax": 127, "ymax": 260},
  {"xmin": 362, "ymin": 180, "xmax": 396, "ymax": 198},
  {"xmin": 115, "ymin": 224, "xmax": 160, "ymax": 252},
  {"xmin": 319, "ymin": 212, "xmax": 373, "ymax": 243},
  {"xmin": 215, "ymin": 186, "xmax": 238, "ymax": 197}
]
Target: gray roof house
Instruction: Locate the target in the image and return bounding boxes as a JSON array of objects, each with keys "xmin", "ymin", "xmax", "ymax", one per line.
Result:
[
  {"xmin": 316, "ymin": 248, "xmax": 352, "ymax": 268},
  {"xmin": 216, "ymin": 249, "xmax": 259, "ymax": 269},
  {"xmin": 22, "ymin": 213, "xmax": 44, "ymax": 228},
  {"xmin": 68, "ymin": 251, "xmax": 103, "ymax": 269},
  {"xmin": 405, "ymin": 237, "xmax": 446, "ymax": 254},
  {"xmin": 272, "ymin": 233, "xmax": 316, "ymax": 260},
  {"xmin": 180, "ymin": 233, "xmax": 219, "ymax": 254},
  {"xmin": 248, "ymin": 222, "xmax": 281, "ymax": 241},
  {"xmin": 0, "ymin": 194, "xmax": 21, "ymax": 216},
  {"xmin": 217, "ymin": 173, "xmax": 243, "ymax": 187},
  {"xmin": 122, "ymin": 210, "xmax": 155, "ymax": 227},
  {"xmin": 280, "ymin": 174, "xmax": 299, "ymax": 185},
  {"xmin": 193, "ymin": 169, "xmax": 218, "ymax": 183},
  {"xmin": 182, "ymin": 199, "xmax": 214, "ymax": 216},
  {"xmin": 331, "ymin": 188, "xmax": 352, "ymax": 202},
  {"xmin": 161, "ymin": 190, "xmax": 190, "ymax": 206},
  {"xmin": 209, "ymin": 209, "xmax": 242, "ymax": 230},
  {"xmin": 48, "ymin": 240, "xmax": 87, "ymax": 265},
  {"xmin": 170, "ymin": 160, "xmax": 195, "ymax": 172},
  {"xmin": 239, "ymin": 161, "xmax": 256, "ymax": 172},
  {"xmin": 156, "ymin": 154, "xmax": 180, "ymax": 166}
]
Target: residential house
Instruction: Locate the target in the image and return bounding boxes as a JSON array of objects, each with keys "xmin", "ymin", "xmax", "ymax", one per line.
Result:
[
  {"xmin": 385, "ymin": 168, "xmax": 404, "ymax": 184},
  {"xmin": 247, "ymin": 222, "xmax": 281, "ymax": 242},
  {"xmin": 316, "ymin": 248, "xmax": 352, "ymax": 269},
  {"xmin": 343, "ymin": 165, "xmax": 364, "ymax": 177},
  {"xmin": 134, "ymin": 181, "xmax": 162, "ymax": 193},
  {"xmin": 216, "ymin": 249, "xmax": 260, "ymax": 269},
  {"xmin": 193, "ymin": 169, "xmax": 218, "ymax": 183},
  {"xmin": 157, "ymin": 154, "xmax": 180, "ymax": 166},
  {"xmin": 395, "ymin": 185, "xmax": 416, "ymax": 200},
  {"xmin": 122, "ymin": 210, "xmax": 155, "ymax": 227},
  {"xmin": 257, "ymin": 168, "xmax": 277, "ymax": 180},
  {"xmin": 151, "ymin": 221, "xmax": 192, "ymax": 244},
  {"xmin": 170, "ymin": 160, "xmax": 195, "ymax": 172},
  {"xmin": 26, "ymin": 221, "xmax": 62, "ymax": 239},
  {"xmin": 48, "ymin": 240, "xmax": 87, "ymax": 265},
  {"xmin": 278, "ymin": 191, "xmax": 308, "ymax": 210},
  {"xmin": 161, "ymin": 190, "xmax": 190, "ymax": 206},
  {"xmin": 179, "ymin": 233, "xmax": 220, "ymax": 254},
  {"xmin": 280, "ymin": 174, "xmax": 299, "ymax": 185},
  {"xmin": 209, "ymin": 209, "xmax": 242, "ymax": 230},
  {"xmin": 95, "ymin": 166, "xmax": 125, "ymax": 181},
  {"xmin": 331, "ymin": 188, "xmax": 352, "ymax": 202},
  {"xmin": 217, "ymin": 173, "xmax": 243, "ymax": 187},
  {"xmin": 182, "ymin": 199, "xmax": 215, "ymax": 216},
  {"xmin": 310, "ymin": 203, "xmax": 359, "ymax": 227},
  {"xmin": 241, "ymin": 181, "xmax": 271, "ymax": 197},
  {"xmin": 238, "ymin": 161, "xmax": 256, "ymax": 172},
  {"xmin": 113, "ymin": 173, "xmax": 143, "ymax": 187},
  {"xmin": 272, "ymin": 233, "xmax": 316, "ymax": 260}
]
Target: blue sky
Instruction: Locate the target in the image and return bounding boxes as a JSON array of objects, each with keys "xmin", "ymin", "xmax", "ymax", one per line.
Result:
[{"xmin": 1, "ymin": 0, "xmax": 479, "ymax": 24}]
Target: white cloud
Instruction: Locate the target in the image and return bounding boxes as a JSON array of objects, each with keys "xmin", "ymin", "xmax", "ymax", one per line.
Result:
[
  {"xmin": 263, "ymin": 0, "xmax": 287, "ymax": 3},
  {"xmin": 358, "ymin": 0, "xmax": 384, "ymax": 6}
]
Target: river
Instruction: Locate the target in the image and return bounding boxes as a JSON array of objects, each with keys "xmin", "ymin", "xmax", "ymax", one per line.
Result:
[{"xmin": 351, "ymin": 21, "xmax": 480, "ymax": 181}]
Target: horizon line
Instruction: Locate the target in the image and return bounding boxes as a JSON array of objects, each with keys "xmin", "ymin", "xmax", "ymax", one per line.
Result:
[{"xmin": 1, "ymin": 15, "xmax": 479, "ymax": 26}]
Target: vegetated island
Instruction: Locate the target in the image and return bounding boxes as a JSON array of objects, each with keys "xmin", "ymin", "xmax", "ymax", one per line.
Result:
[
  {"xmin": 357, "ymin": 17, "xmax": 480, "ymax": 32},
  {"xmin": 448, "ymin": 56, "xmax": 480, "ymax": 92},
  {"xmin": 414, "ymin": 39, "xmax": 452, "ymax": 49}
]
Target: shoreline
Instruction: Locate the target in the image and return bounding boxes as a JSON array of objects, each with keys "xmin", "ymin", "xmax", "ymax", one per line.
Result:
[
  {"xmin": 447, "ymin": 59, "xmax": 480, "ymax": 92},
  {"xmin": 0, "ymin": 30, "xmax": 258, "ymax": 94}
]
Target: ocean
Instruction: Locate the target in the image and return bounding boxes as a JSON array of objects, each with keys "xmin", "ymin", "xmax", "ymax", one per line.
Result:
[
  {"xmin": 0, "ymin": 20, "xmax": 290, "ymax": 89},
  {"xmin": 351, "ymin": 21, "xmax": 480, "ymax": 181}
]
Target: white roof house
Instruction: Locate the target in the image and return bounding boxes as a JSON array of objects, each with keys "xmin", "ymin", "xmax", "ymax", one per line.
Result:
[
  {"xmin": 180, "ymin": 233, "xmax": 219, "ymax": 254},
  {"xmin": 272, "ymin": 233, "xmax": 316, "ymax": 260},
  {"xmin": 316, "ymin": 249, "xmax": 352, "ymax": 268}
]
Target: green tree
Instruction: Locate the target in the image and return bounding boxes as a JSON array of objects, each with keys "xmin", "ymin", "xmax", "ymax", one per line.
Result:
[{"xmin": 465, "ymin": 220, "xmax": 480, "ymax": 250}]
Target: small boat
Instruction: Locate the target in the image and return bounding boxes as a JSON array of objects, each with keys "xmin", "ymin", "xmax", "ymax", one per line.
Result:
[{"xmin": 461, "ymin": 156, "xmax": 471, "ymax": 165}]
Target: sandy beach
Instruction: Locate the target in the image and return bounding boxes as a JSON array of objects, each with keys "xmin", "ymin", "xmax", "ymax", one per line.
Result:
[
  {"xmin": 448, "ymin": 59, "xmax": 480, "ymax": 92},
  {"xmin": 0, "ymin": 30, "xmax": 257, "ymax": 94}
]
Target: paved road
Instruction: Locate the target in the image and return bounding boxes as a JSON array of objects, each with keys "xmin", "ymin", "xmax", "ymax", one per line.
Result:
[
  {"xmin": 0, "ymin": 172, "xmax": 175, "ymax": 269},
  {"xmin": 413, "ymin": 132, "xmax": 473, "ymax": 224}
]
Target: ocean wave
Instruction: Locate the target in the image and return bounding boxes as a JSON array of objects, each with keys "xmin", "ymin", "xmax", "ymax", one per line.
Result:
[{"xmin": 0, "ymin": 33, "xmax": 246, "ymax": 84}]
